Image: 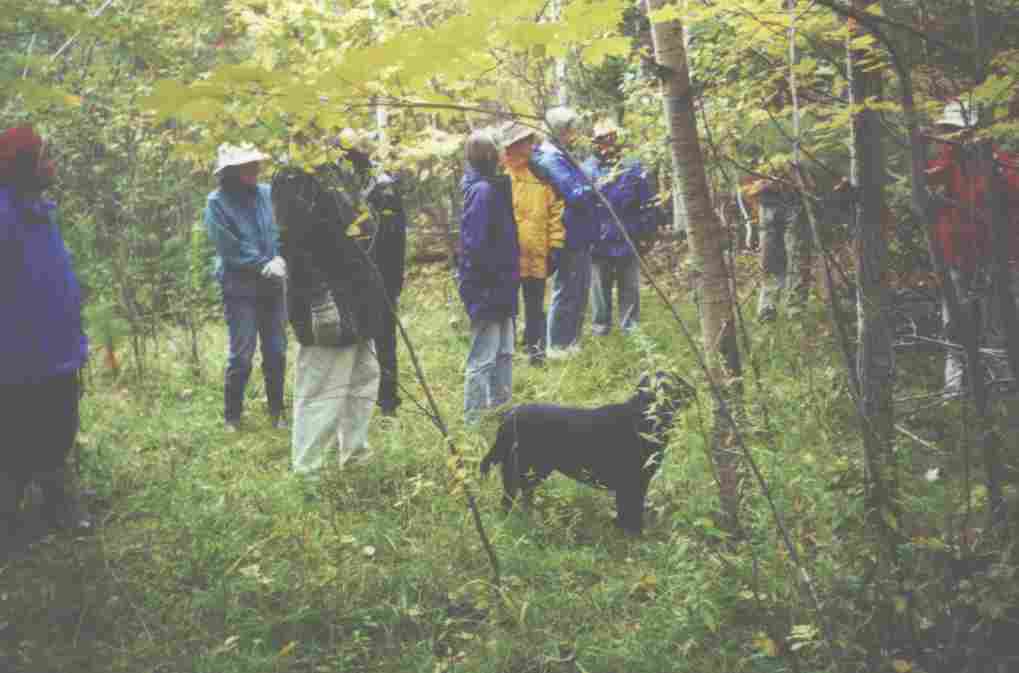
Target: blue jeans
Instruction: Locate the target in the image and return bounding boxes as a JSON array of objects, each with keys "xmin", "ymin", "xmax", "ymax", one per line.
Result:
[
  {"xmin": 547, "ymin": 246, "xmax": 592, "ymax": 351},
  {"xmin": 223, "ymin": 285, "xmax": 288, "ymax": 422},
  {"xmin": 591, "ymin": 254, "xmax": 640, "ymax": 335},
  {"xmin": 757, "ymin": 191, "xmax": 812, "ymax": 318},
  {"xmin": 464, "ymin": 316, "xmax": 514, "ymax": 425}
]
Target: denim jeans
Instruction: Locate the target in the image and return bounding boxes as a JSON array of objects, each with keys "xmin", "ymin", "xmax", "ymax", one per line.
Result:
[
  {"xmin": 521, "ymin": 279, "xmax": 547, "ymax": 364},
  {"xmin": 223, "ymin": 284, "xmax": 288, "ymax": 423},
  {"xmin": 591, "ymin": 254, "xmax": 640, "ymax": 336},
  {"xmin": 464, "ymin": 316, "xmax": 514, "ymax": 425},
  {"xmin": 757, "ymin": 191, "xmax": 812, "ymax": 319},
  {"xmin": 547, "ymin": 246, "xmax": 592, "ymax": 351}
]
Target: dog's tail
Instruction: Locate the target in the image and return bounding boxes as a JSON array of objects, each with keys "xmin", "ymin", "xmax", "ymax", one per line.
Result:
[{"xmin": 480, "ymin": 415, "xmax": 515, "ymax": 477}]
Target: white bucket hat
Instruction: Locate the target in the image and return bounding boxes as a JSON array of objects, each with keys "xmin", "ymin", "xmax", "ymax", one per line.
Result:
[
  {"xmin": 214, "ymin": 143, "xmax": 269, "ymax": 175},
  {"xmin": 499, "ymin": 122, "xmax": 538, "ymax": 149},
  {"xmin": 937, "ymin": 100, "xmax": 978, "ymax": 129},
  {"xmin": 593, "ymin": 119, "xmax": 620, "ymax": 139},
  {"xmin": 337, "ymin": 128, "xmax": 377, "ymax": 156}
]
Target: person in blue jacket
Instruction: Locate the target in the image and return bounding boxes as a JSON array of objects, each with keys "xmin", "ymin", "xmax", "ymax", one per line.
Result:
[
  {"xmin": 582, "ymin": 120, "xmax": 658, "ymax": 336},
  {"xmin": 1, "ymin": 126, "xmax": 89, "ymax": 541},
  {"xmin": 529, "ymin": 106, "xmax": 597, "ymax": 358},
  {"xmin": 204, "ymin": 144, "xmax": 287, "ymax": 431},
  {"xmin": 458, "ymin": 130, "xmax": 520, "ymax": 425}
]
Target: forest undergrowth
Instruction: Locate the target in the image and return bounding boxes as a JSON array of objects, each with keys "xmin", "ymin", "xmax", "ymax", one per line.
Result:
[{"xmin": 2, "ymin": 249, "xmax": 1016, "ymax": 673}]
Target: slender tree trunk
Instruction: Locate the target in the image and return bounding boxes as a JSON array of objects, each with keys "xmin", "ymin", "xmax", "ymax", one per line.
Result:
[
  {"xmin": 970, "ymin": 0, "xmax": 1010, "ymax": 534},
  {"xmin": 849, "ymin": 0, "xmax": 897, "ymax": 528},
  {"xmin": 848, "ymin": 0, "xmax": 901, "ymax": 663},
  {"xmin": 645, "ymin": 0, "xmax": 742, "ymax": 531}
]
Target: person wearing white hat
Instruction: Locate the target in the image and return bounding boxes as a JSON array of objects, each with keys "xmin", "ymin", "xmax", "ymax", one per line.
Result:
[
  {"xmin": 926, "ymin": 99, "xmax": 1019, "ymax": 394},
  {"xmin": 582, "ymin": 119, "xmax": 658, "ymax": 337},
  {"xmin": 500, "ymin": 121, "xmax": 564, "ymax": 366},
  {"xmin": 204, "ymin": 143, "xmax": 288, "ymax": 431}
]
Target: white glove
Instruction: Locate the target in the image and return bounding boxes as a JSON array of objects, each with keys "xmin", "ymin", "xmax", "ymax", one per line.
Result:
[{"xmin": 261, "ymin": 256, "xmax": 287, "ymax": 281}]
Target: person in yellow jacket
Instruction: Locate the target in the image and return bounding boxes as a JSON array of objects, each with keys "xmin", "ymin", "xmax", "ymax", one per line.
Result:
[{"xmin": 500, "ymin": 121, "xmax": 565, "ymax": 366}]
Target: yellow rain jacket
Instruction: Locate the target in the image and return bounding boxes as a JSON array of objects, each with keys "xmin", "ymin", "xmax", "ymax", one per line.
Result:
[{"xmin": 507, "ymin": 162, "xmax": 565, "ymax": 279}]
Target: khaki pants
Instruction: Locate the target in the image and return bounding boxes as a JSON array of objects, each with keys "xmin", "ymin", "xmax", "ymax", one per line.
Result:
[{"xmin": 291, "ymin": 340, "xmax": 380, "ymax": 479}]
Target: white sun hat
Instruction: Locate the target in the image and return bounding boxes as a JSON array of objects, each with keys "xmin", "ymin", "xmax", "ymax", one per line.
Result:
[
  {"xmin": 937, "ymin": 100, "xmax": 978, "ymax": 129},
  {"xmin": 214, "ymin": 143, "xmax": 269, "ymax": 175},
  {"xmin": 593, "ymin": 119, "xmax": 621, "ymax": 139},
  {"xmin": 499, "ymin": 121, "xmax": 538, "ymax": 149}
]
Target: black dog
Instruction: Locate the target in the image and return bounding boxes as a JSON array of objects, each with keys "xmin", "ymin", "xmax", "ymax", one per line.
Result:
[{"xmin": 480, "ymin": 372, "xmax": 694, "ymax": 534}]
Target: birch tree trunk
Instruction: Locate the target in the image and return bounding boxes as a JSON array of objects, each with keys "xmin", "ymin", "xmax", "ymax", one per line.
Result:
[{"xmin": 645, "ymin": 0, "xmax": 742, "ymax": 531}]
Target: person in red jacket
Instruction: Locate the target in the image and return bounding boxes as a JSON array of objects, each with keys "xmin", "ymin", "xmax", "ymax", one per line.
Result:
[{"xmin": 927, "ymin": 100, "xmax": 1019, "ymax": 392}]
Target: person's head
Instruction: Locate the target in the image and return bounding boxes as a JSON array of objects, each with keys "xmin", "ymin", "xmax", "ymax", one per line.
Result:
[
  {"xmin": 465, "ymin": 130, "xmax": 500, "ymax": 177},
  {"xmin": 337, "ymin": 127, "xmax": 376, "ymax": 172},
  {"xmin": 546, "ymin": 106, "xmax": 579, "ymax": 146},
  {"xmin": 934, "ymin": 100, "xmax": 978, "ymax": 136},
  {"xmin": 0, "ymin": 126, "xmax": 55, "ymax": 194},
  {"xmin": 499, "ymin": 122, "xmax": 539, "ymax": 169},
  {"xmin": 214, "ymin": 143, "xmax": 268, "ymax": 193},
  {"xmin": 592, "ymin": 119, "xmax": 620, "ymax": 160}
]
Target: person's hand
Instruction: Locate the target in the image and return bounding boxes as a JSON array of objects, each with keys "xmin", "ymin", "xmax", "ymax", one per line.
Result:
[
  {"xmin": 547, "ymin": 248, "xmax": 562, "ymax": 276},
  {"xmin": 261, "ymin": 256, "xmax": 287, "ymax": 281}
]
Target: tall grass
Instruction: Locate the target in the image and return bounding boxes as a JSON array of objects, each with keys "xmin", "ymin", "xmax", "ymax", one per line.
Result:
[{"xmin": 3, "ymin": 261, "xmax": 1011, "ymax": 673}]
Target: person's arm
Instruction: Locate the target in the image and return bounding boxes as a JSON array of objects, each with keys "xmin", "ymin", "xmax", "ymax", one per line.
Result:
[
  {"xmin": 530, "ymin": 146, "xmax": 593, "ymax": 209},
  {"xmin": 461, "ymin": 181, "xmax": 496, "ymax": 271},
  {"xmin": 203, "ymin": 196, "xmax": 272, "ymax": 272}
]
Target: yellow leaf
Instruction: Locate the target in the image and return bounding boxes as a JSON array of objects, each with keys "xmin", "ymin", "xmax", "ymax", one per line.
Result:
[
  {"xmin": 278, "ymin": 641, "xmax": 297, "ymax": 657},
  {"xmin": 648, "ymin": 4, "xmax": 682, "ymax": 24},
  {"xmin": 892, "ymin": 659, "xmax": 913, "ymax": 673},
  {"xmin": 581, "ymin": 36, "xmax": 631, "ymax": 66},
  {"xmin": 753, "ymin": 632, "xmax": 778, "ymax": 657}
]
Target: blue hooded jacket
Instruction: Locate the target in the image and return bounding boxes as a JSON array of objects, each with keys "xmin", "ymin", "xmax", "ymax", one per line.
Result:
[
  {"xmin": 582, "ymin": 155, "xmax": 658, "ymax": 258},
  {"xmin": 529, "ymin": 140, "xmax": 597, "ymax": 249},
  {"xmin": 1, "ymin": 187, "xmax": 88, "ymax": 384},
  {"xmin": 203, "ymin": 183, "xmax": 280, "ymax": 297},
  {"xmin": 458, "ymin": 169, "xmax": 520, "ymax": 322}
]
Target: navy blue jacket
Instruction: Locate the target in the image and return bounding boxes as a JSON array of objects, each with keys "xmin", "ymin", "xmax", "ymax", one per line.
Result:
[
  {"xmin": 582, "ymin": 156, "xmax": 658, "ymax": 257},
  {"xmin": 529, "ymin": 140, "xmax": 597, "ymax": 249},
  {"xmin": 2, "ymin": 187, "xmax": 88, "ymax": 384},
  {"xmin": 458, "ymin": 169, "xmax": 520, "ymax": 323}
]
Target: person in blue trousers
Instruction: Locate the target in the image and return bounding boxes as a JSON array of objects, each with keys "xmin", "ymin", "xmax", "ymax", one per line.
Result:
[
  {"xmin": 458, "ymin": 130, "xmax": 521, "ymax": 425},
  {"xmin": 582, "ymin": 120, "xmax": 658, "ymax": 336},
  {"xmin": 204, "ymin": 144, "xmax": 288, "ymax": 431},
  {"xmin": 529, "ymin": 107, "xmax": 597, "ymax": 358}
]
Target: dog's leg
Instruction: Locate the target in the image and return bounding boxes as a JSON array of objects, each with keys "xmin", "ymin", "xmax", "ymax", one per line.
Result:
[
  {"xmin": 500, "ymin": 448, "xmax": 520, "ymax": 512},
  {"xmin": 614, "ymin": 474, "xmax": 649, "ymax": 535},
  {"xmin": 0, "ymin": 471, "xmax": 27, "ymax": 548}
]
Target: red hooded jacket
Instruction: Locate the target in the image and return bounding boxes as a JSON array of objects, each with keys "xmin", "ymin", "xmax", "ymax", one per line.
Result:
[{"xmin": 926, "ymin": 143, "xmax": 1019, "ymax": 270}]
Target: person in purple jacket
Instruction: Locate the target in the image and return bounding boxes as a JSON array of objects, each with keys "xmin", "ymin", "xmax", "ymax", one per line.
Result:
[
  {"xmin": 582, "ymin": 120, "xmax": 659, "ymax": 336},
  {"xmin": 458, "ymin": 131, "xmax": 521, "ymax": 425},
  {"xmin": 1, "ymin": 126, "xmax": 89, "ymax": 542}
]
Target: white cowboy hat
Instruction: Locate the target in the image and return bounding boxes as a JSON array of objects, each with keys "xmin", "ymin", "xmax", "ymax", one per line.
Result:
[
  {"xmin": 499, "ymin": 122, "xmax": 538, "ymax": 149},
  {"xmin": 214, "ymin": 143, "xmax": 269, "ymax": 174},
  {"xmin": 937, "ymin": 100, "xmax": 978, "ymax": 129},
  {"xmin": 337, "ymin": 127, "xmax": 378, "ymax": 155},
  {"xmin": 593, "ymin": 119, "xmax": 621, "ymax": 139}
]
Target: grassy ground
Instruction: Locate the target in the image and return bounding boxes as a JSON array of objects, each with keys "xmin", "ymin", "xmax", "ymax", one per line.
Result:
[{"xmin": 2, "ymin": 252, "xmax": 1006, "ymax": 673}]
